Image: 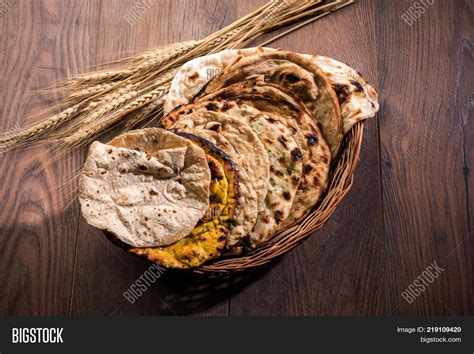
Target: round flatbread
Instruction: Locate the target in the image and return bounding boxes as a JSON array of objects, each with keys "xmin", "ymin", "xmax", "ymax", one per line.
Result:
[
  {"xmin": 163, "ymin": 108, "xmax": 269, "ymax": 214},
  {"xmin": 173, "ymin": 127, "xmax": 259, "ymax": 251},
  {"xmin": 197, "ymin": 50, "xmax": 343, "ymax": 158},
  {"xmin": 79, "ymin": 128, "xmax": 211, "ymax": 248},
  {"xmin": 197, "ymin": 79, "xmax": 331, "ymax": 227},
  {"xmin": 164, "ymin": 47, "xmax": 379, "ymax": 145},
  {"xmin": 129, "ymin": 133, "xmax": 238, "ymax": 268},
  {"xmin": 162, "ymin": 101, "xmax": 303, "ymax": 246}
]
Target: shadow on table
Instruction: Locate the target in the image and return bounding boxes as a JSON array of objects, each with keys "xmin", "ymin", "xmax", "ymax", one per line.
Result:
[
  {"xmin": 104, "ymin": 227, "xmax": 278, "ymax": 316},
  {"xmin": 157, "ymin": 264, "xmax": 275, "ymax": 315}
]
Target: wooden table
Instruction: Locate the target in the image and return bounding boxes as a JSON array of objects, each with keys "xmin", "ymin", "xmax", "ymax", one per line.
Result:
[{"xmin": 0, "ymin": 0, "xmax": 472, "ymax": 316}]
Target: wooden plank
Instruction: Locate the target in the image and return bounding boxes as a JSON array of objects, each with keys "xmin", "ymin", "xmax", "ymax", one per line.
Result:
[
  {"xmin": 0, "ymin": 0, "xmax": 100, "ymax": 315},
  {"xmin": 70, "ymin": 0, "xmax": 236, "ymax": 316},
  {"xmin": 455, "ymin": 0, "xmax": 474, "ymax": 314},
  {"xmin": 376, "ymin": 0, "xmax": 472, "ymax": 315},
  {"xmin": 95, "ymin": 0, "xmax": 237, "ymax": 64},
  {"xmin": 2, "ymin": 0, "xmax": 471, "ymax": 317},
  {"xmin": 229, "ymin": 0, "xmax": 388, "ymax": 315}
]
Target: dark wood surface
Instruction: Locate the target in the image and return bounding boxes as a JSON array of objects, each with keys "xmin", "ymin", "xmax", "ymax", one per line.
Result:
[{"xmin": 0, "ymin": 0, "xmax": 472, "ymax": 316}]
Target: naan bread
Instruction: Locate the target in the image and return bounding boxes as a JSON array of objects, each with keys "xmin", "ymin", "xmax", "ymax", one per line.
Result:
[
  {"xmin": 162, "ymin": 101, "xmax": 303, "ymax": 246},
  {"xmin": 188, "ymin": 50, "xmax": 341, "ymax": 158},
  {"xmin": 197, "ymin": 79, "xmax": 331, "ymax": 227},
  {"xmin": 79, "ymin": 128, "xmax": 211, "ymax": 248},
  {"xmin": 164, "ymin": 47, "xmax": 379, "ymax": 139},
  {"xmin": 173, "ymin": 127, "xmax": 259, "ymax": 251},
  {"xmin": 303, "ymin": 54, "xmax": 379, "ymax": 134},
  {"xmin": 164, "ymin": 47, "xmax": 267, "ymax": 114}
]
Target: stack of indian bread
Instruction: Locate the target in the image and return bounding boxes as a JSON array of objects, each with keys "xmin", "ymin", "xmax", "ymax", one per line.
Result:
[{"xmin": 78, "ymin": 48, "xmax": 379, "ymax": 269}]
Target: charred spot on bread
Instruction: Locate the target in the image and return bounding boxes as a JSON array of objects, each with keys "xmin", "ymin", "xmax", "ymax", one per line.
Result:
[
  {"xmin": 206, "ymin": 103, "xmax": 218, "ymax": 111},
  {"xmin": 284, "ymin": 72, "xmax": 300, "ymax": 83},
  {"xmin": 306, "ymin": 134, "xmax": 319, "ymax": 145},
  {"xmin": 291, "ymin": 148, "xmax": 303, "ymax": 161},
  {"xmin": 304, "ymin": 164, "xmax": 313, "ymax": 174},
  {"xmin": 350, "ymin": 80, "xmax": 364, "ymax": 92},
  {"xmin": 189, "ymin": 72, "xmax": 199, "ymax": 81},
  {"xmin": 274, "ymin": 210, "xmax": 284, "ymax": 224},
  {"xmin": 336, "ymin": 85, "xmax": 351, "ymax": 103},
  {"xmin": 278, "ymin": 135, "xmax": 288, "ymax": 148}
]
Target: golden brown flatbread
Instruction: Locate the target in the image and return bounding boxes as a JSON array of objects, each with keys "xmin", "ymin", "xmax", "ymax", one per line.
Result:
[
  {"xmin": 173, "ymin": 127, "xmax": 259, "ymax": 251},
  {"xmin": 197, "ymin": 50, "xmax": 343, "ymax": 158},
  {"xmin": 197, "ymin": 79, "xmax": 331, "ymax": 227},
  {"xmin": 163, "ymin": 100, "xmax": 303, "ymax": 247}
]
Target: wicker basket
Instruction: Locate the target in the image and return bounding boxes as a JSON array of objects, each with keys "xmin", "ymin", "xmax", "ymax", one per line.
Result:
[
  {"xmin": 104, "ymin": 124, "xmax": 364, "ymax": 276},
  {"xmin": 193, "ymin": 123, "xmax": 364, "ymax": 276}
]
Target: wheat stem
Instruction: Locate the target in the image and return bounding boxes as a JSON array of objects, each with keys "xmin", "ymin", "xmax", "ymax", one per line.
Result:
[{"xmin": 1, "ymin": 0, "xmax": 355, "ymax": 152}]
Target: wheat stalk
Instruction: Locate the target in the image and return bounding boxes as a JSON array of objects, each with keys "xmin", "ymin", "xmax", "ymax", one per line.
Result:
[
  {"xmin": 65, "ymin": 89, "xmax": 165, "ymax": 147},
  {"xmin": 58, "ymin": 71, "xmax": 174, "ymax": 151},
  {"xmin": 71, "ymin": 70, "xmax": 133, "ymax": 86},
  {"xmin": 60, "ymin": 93, "xmax": 139, "ymax": 148},
  {"xmin": 59, "ymin": 41, "xmax": 196, "ymax": 88},
  {"xmin": 1, "ymin": 0, "xmax": 355, "ymax": 153},
  {"xmin": 66, "ymin": 82, "xmax": 117, "ymax": 101},
  {"xmin": 55, "ymin": 84, "xmax": 138, "ymax": 140},
  {"xmin": 123, "ymin": 97, "xmax": 164, "ymax": 131},
  {"xmin": 0, "ymin": 106, "xmax": 79, "ymax": 150}
]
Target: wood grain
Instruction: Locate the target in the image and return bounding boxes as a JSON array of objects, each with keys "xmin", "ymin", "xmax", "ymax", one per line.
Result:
[
  {"xmin": 376, "ymin": 0, "xmax": 472, "ymax": 315},
  {"xmin": 0, "ymin": 0, "xmax": 472, "ymax": 316},
  {"xmin": 0, "ymin": 0, "xmax": 100, "ymax": 315},
  {"xmin": 455, "ymin": 0, "xmax": 474, "ymax": 316}
]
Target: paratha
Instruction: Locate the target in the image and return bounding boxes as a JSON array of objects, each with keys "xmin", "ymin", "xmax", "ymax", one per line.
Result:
[
  {"xmin": 162, "ymin": 101, "xmax": 303, "ymax": 246},
  {"xmin": 197, "ymin": 79, "xmax": 331, "ymax": 227},
  {"xmin": 79, "ymin": 128, "xmax": 211, "ymax": 248},
  {"xmin": 173, "ymin": 127, "xmax": 259, "ymax": 251},
  {"xmin": 129, "ymin": 133, "xmax": 239, "ymax": 268}
]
